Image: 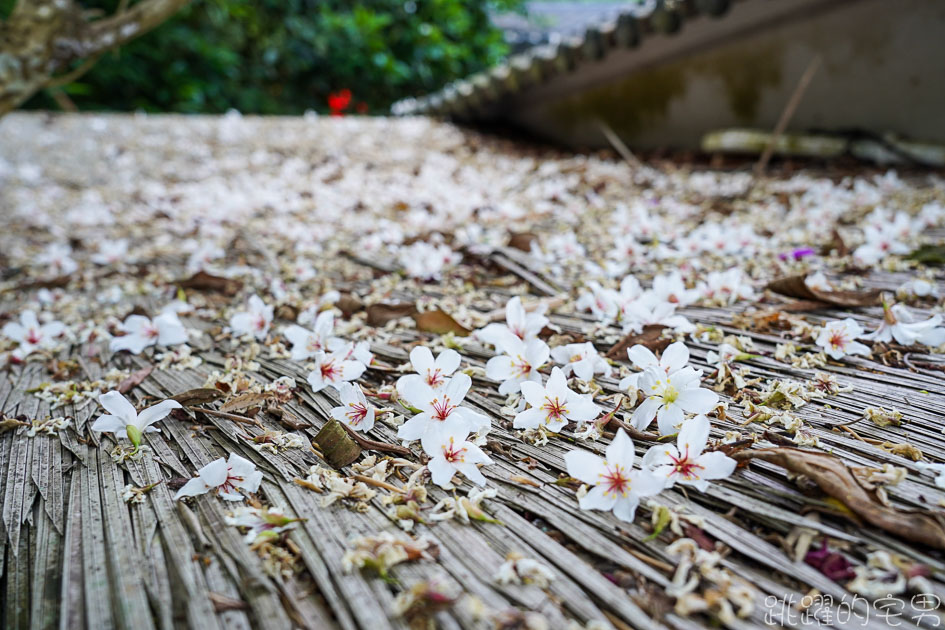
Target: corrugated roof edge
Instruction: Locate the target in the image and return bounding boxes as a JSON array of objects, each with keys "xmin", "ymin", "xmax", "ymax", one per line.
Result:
[{"xmin": 391, "ymin": 0, "xmax": 735, "ymax": 118}]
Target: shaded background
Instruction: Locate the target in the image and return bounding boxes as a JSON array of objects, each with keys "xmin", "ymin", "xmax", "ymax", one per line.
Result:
[{"xmin": 5, "ymin": 0, "xmax": 527, "ymax": 114}]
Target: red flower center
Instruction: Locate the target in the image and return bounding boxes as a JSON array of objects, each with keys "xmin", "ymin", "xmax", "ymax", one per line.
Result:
[
  {"xmin": 346, "ymin": 403, "xmax": 368, "ymax": 425},
  {"xmin": 541, "ymin": 396, "xmax": 568, "ymax": 422},
  {"xmin": 442, "ymin": 438, "xmax": 466, "ymax": 463},
  {"xmin": 669, "ymin": 448, "xmax": 704, "ymax": 480},
  {"xmin": 425, "ymin": 369, "xmax": 444, "ymax": 388},
  {"xmin": 430, "ymin": 396, "xmax": 455, "ymax": 421},
  {"xmin": 601, "ymin": 464, "xmax": 630, "ymax": 496}
]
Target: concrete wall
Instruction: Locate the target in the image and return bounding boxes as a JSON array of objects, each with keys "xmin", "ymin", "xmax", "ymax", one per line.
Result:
[{"xmin": 503, "ymin": 0, "xmax": 945, "ymax": 149}]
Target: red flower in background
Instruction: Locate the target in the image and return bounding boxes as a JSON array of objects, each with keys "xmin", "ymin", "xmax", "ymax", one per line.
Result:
[{"xmin": 328, "ymin": 89, "xmax": 352, "ymax": 116}]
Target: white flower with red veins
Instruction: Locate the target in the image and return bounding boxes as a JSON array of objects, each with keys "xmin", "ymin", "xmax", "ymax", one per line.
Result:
[
  {"xmin": 229, "ymin": 295, "xmax": 273, "ymax": 340},
  {"xmin": 306, "ymin": 344, "xmax": 367, "ymax": 393},
  {"xmin": 853, "ymin": 224, "xmax": 910, "ymax": 266},
  {"xmin": 564, "ymin": 428, "xmax": 664, "ymax": 522},
  {"xmin": 650, "ymin": 271, "xmax": 699, "ymax": 307},
  {"xmin": 476, "ymin": 296, "xmax": 549, "ymax": 350},
  {"xmin": 513, "ymin": 367, "xmax": 601, "ymax": 433},
  {"xmin": 864, "ymin": 302, "xmax": 945, "ymax": 347},
  {"xmin": 91, "ymin": 238, "xmax": 130, "ymax": 266},
  {"xmin": 330, "ymin": 382, "xmax": 376, "ymax": 432},
  {"xmin": 421, "ymin": 425, "xmax": 493, "ymax": 488},
  {"xmin": 37, "ymin": 242, "xmax": 78, "ymax": 275},
  {"xmin": 186, "ymin": 241, "xmax": 225, "ymax": 273},
  {"xmin": 485, "ymin": 335, "xmax": 549, "ymax": 395},
  {"xmin": 397, "ymin": 372, "xmax": 489, "ymax": 441},
  {"xmin": 642, "ymin": 415, "xmax": 736, "ymax": 492},
  {"xmin": 174, "ymin": 454, "xmax": 263, "ymax": 501},
  {"xmin": 296, "ymin": 291, "xmax": 342, "ymax": 325},
  {"xmin": 283, "ymin": 311, "xmax": 339, "ymax": 361},
  {"xmin": 397, "ymin": 346, "xmax": 461, "ymax": 393},
  {"xmin": 815, "ymin": 319, "xmax": 871, "ymax": 359},
  {"xmin": 110, "ymin": 312, "xmax": 189, "ymax": 354},
  {"xmin": 2, "ymin": 310, "xmax": 66, "ymax": 358},
  {"xmin": 91, "ymin": 391, "xmax": 181, "ymax": 454},
  {"xmin": 697, "ymin": 268, "xmax": 755, "ymax": 306},
  {"xmin": 550, "ymin": 341, "xmax": 611, "ymax": 381},
  {"xmin": 619, "ymin": 341, "xmax": 692, "ymax": 391},
  {"xmin": 576, "ymin": 281, "xmax": 620, "ymax": 322},
  {"xmin": 632, "ymin": 366, "xmax": 718, "ymax": 435},
  {"xmin": 622, "ymin": 300, "xmax": 695, "ymax": 334}
]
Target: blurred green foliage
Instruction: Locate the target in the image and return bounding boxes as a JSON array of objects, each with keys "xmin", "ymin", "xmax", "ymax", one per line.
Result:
[{"xmin": 22, "ymin": 0, "xmax": 521, "ymax": 114}]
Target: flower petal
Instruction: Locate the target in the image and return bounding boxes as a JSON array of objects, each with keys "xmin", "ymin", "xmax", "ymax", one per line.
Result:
[
  {"xmin": 630, "ymin": 397, "xmax": 662, "ymax": 430},
  {"xmin": 677, "ymin": 414, "xmax": 710, "ymax": 456},
  {"xmin": 98, "ymin": 391, "xmax": 138, "ymax": 424},
  {"xmin": 676, "ymin": 387, "xmax": 718, "ymax": 414},
  {"xmin": 428, "ymin": 456, "xmax": 456, "ymax": 488},
  {"xmin": 579, "ymin": 484, "xmax": 617, "ymax": 511},
  {"xmin": 605, "ymin": 428, "xmax": 635, "ymax": 467},
  {"xmin": 564, "ymin": 450, "xmax": 606, "ymax": 484},
  {"xmin": 409, "ymin": 346, "xmax": 435, "ymax": 374},
  {"xmin": 134, "ymin": 399, "xmax": 182, "ymax": 431},
  {"xmin": 611, "ymin": 495, "xmax": 640, "ymax": 522},
  {"xmin": 90, "ymin": 414, "xmax": 127, "ymax": 436},
  {"xmin": 626, "ymin": 344, "xmax": 658, "ymax": 370},
  {"xmin": 660, "ymin": 341, "xmax": 689, "ymax": 373},
  {"xmin": 656, "ymin": 403, "xmax": 685, "ymax": 436},
  {"xmin": 434, "ymin": 348, "xmax": 461, "ymax": 375}
]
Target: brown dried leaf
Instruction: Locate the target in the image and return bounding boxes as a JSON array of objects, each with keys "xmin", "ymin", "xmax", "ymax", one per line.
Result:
[
  {"xmin": 9, "ymin": 274, "xmax": 71, "ymax": 292},
  {"xmin": 412, "ymin": 309, "xmax": 470, "ymax": 336},
  {"xmin": 507, "ymin": 232, "xmax": 537, "ymax": 252},
  {"xmin": 766, "ymin": 275, "xmax": 880, "ymax": 307},
  {"xmin": 337, "ymin": 293, "xmax": 365, "ymax": 318},
  {"xmin": 209, "ymin": 592, "xmax": 249, "ymax": 612},
  {"xmin": 736, "ymin": 447, "xmax": 945, "ymax": 549},
  {"xmin": 606, "ymin": 324, "xmax": 668, "ymax": 360},
  {"xmin": 176, "ymin": 271, "xmax": 242, "ymax": 296},
  {"xmin": 366, "ymin": 302, "xmax": 417, "ymax": 327},
  {"xmin": 117, "ymin": 365, "xmax": 153, "ymax": 394},
  {"xmin": 171, "ymin": 388, "xmax": 226, "ymax": 406},
  {"xmin": 220, "ymin": 392, "xmax": 271, "ymax": 414}
]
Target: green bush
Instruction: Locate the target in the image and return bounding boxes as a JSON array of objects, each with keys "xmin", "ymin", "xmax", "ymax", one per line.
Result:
[{"xmin": 23, "ymin": 0, "xmax": 521, "ymax": 114}]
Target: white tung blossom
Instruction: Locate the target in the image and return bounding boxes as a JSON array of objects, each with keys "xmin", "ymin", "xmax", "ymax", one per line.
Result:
[
  {"xmin": 91, "ymin": 391, "xmax": 181, "ymax": 453},
  {"xmin": 174, "ymin": 453, "xmax": 263, "ymax": 501},
  {"xmin": 642, "ymin": 414, "xmax": 736, "ymax": 492},
  {"xmin": 550, "ymin": 341, "xmax": 612, "ymax": 381},
  {"xmin": 485, "ymin": 335, "xmax": 549, "ymax": 395},
  {"xmin": 397, "ymin": 372, "xmax": 489, "ymax": 441},
  {"xmin": 229, "ymin": 294, "xmax": 273, "ymax": 340},
  {"xmin": 330, "ymin": 382, "xmax": 376, "ymax": 432},
  {"xmin": 513, "ymin": 367, "xmax": 601, "ymax": 433},
  {"xmin": 632, "ymin": 366, "xmax": 719, "ymax": 435},
  {"xmin": 565, "ymin": 428, "xmax": 664, "ymax": 522},
  {"xmin": 110, "ymin": 312, "xmax": 188, "ymax": 354},
  {"xmin": 815, "ymin": 318, "xmax": 871, "ymax": 359}
]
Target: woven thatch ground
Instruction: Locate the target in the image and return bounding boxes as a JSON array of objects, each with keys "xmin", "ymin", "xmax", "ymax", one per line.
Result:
[{"xmin": 1, "ymin": 112, "xmax": 945, "ymax": 630}]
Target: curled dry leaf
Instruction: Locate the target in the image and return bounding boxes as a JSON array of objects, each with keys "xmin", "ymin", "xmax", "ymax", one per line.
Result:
[
  {"xmin": 220, "ymin": 392, "xmax": 271, "ymax": 414},
  {"xmin": 9, "ymin": 274, "xmax": 72, "ymax": 293},
  {"xmin": 117, "ymin": 365, "xmax": 153, "ymax": 393},
  {"xmin": 605, "ymin": 324, "xmax": 668, "ymax": 360},
  {"xmin": 366, "ymin": 302, "xmax": 417, "ymax": 327},
  {"xmin": 176, "ymin": 270, "xmax": 243, "ymax": 296},
  {"xmin": 412, "ymin": 309, "xmax": 470, "ymax": 336},
  {"xmin": 765, "ymin": 275, "xmax": 880, "ymax": 308},
  {"xmin": 507, "ymin": 232, "xmax": 537, "ymax": 252},
  {"xmin": 337, "ymin": 293, "xmax": 365, "ymax": 318},
  {"xmin": 735, "ymin": 447, "xmax": 945, "ymax": 550},
  {"xmin": 171, "ymin": 388, "xmax": 226, "ymax": 406}
]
